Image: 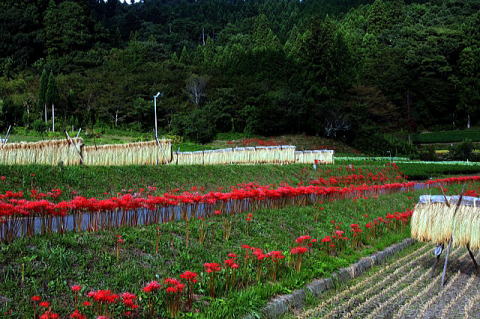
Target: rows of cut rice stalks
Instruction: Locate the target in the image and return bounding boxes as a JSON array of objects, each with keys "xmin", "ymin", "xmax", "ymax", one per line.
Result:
[
  {"xmin": 295, "ymin": 150, "xmax": 335, "ymax": 164},
  {"xmin": 0, "ymin": 138, "xmax": 83, "ymax": 165},
  {"xmin": 0, "ymin": 139, "xmax": 334, "ymax": 166},
  {"xmin": 83, "ymin": 140, "xmax": 171, "ymax": 165},
  {"xmin": 171, "ymin": 145, "xmax": 301, "ymax": 165}
]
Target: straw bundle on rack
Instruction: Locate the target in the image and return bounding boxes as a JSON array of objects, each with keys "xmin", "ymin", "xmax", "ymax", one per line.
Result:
[
  {"xmin": 0, "ymin": 138, "xmax": 83, "ymax": 165},
  {"xmin": 83, "ymin": 140, "xmax": 171, "ymax": 166},
  {"xmin": 203, "ymin": 148, "xmax": 234, "ymax": 165},
  {"xmin": 411, "ymin": 195, "xmax": 480, "ymax": 250},
  {"xmin": 172, "ymin": 145, "xmax": 326, "ymax": 165},
  {"xmin": 174, "ymin": 151, "xmax": 203, "ymax": 165},
  {"xmin": 295, "ymin": 150, "xmax": 334, "ymax": 164}
]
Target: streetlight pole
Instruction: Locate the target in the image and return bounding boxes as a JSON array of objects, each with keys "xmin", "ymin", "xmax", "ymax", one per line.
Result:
[{"xmin": 153, "ymin": 92, "xmax": 163, "ymax": 141}]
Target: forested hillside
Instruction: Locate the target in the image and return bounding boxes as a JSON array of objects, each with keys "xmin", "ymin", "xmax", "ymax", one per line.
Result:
[{"xmin": 0, "ymin": 0, "xmax": 479, "ymax": 145}]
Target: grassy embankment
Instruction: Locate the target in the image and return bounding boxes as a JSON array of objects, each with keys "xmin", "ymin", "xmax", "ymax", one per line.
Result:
[
  {"xmin": 3, "ymin": 183, "xmax": 471, "ymax": 318},
  {"xmin": 1, "ymin": 162, "xmax": 480, "ymax": 198}
]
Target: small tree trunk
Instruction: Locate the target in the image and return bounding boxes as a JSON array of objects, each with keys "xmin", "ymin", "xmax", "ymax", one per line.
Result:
[
  {"xmin": 467, "ymin": 114, "xmax": 471, "ymax": 129},
  {"xmin": 44, "ymin": 103, "xmax": 48, "ymax": 123},
  {"xmin": 52, "ymin": 104, "xmax": 55, "ymax": 132}
]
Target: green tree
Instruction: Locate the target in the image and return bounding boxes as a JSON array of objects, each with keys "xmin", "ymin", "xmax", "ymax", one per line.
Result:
[
  {"xmin": 46, "ymin": 71, "xmax": 58, "ymax": 131},
  {"xmin": 301, "ymin": 19, "xmax": 352, "ymax": 99},
  {"xmin": 38, "ymin": 69, "xmax": 49, "ymax": 123},
  {"xmin": 44, "ymin": 0, "xmax": 91, "ymax": 58},
  {"xmin": 456, "ymin": 47, "xmax": 480, "ymax": 128}
]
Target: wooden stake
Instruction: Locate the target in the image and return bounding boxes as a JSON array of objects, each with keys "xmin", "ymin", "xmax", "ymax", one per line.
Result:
[
  {"xmin": 440, "ymin": 186, "xmax": 465, "ymax": 286},
  {"xmin": 467, "ymin": 246, "xmax": 479, "ymax": 273},
  {"xmin": 441, "ymin": 239, "xmax": 453, "ymax": 286},
  {"xmin": 431, "ymin": 244, "xmax": 443, "ymax": 277}
]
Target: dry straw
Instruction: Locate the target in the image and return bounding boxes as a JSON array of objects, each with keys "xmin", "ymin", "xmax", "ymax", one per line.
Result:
[
  {"xmin": 411, "ymin": 195, "xmax": 480, "ymax": 250},
  {"xmin": 83, "ymin": 140, "xmax": 171, "ymax": 166},
  {"xmin": 0, "ymin": 139, "xmax": 334, "ymax": 166},
  {"xmin": 295, "ymin": 150, "xmax": 334, "ymax": 164},
  {"xmin": 0, "ymin": 138, "xmax": 83, "ymax": 165},
  {"xmin": 172, "ymin": 145, "xmax": 300, "ymax": 166}
]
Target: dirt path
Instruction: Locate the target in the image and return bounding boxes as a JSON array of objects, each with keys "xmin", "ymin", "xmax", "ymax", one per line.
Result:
[{"xmin": 290, "ymin": 244, "xmax": 480, "ymax": 319}]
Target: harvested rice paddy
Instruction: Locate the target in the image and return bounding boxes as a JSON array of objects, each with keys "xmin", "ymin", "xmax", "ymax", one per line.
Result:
[{"xmin": 286, "ymin": 243, "xmax": 480, "ymax": 319}]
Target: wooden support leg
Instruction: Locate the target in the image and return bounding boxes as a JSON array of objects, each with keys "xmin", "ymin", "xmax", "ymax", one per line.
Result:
[
  {"xmin": 467, "ymin": 246, "xmax": 479, "ymax": 273},
  {"xmin": 441, "ymin": 240, "xmax": 453, "ymax": 286},
  {"xmin": 431, "ymin": 244, "xmax": 444, "ymax": 277}
]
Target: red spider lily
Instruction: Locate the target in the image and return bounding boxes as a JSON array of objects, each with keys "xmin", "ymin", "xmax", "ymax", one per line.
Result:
[
  {"xmin": 252, "ymin": 248, "xmax": 267, "ymax": 261},
  {"xmin": 224, "ymin": 259, "xmax": 239, "ymax": 269},
  {"xmin": 268, "ymin": 251, "xmax": 285, "ymax": 261},
  {"xmin": 71, "ymin": 285, "xmax": 82, "ymax": 292},
  {"xmin": 224, "ymin": 258, "xmax": 240, "ymax": 291},
  {"xmin": 241, "ymin": 244, "xmax": 252, "ymax": 263},
  {"xmin": 290, "ymin": 246, "xmax": 308, "ymax": 272},
  {"xmin": 69, "ymin": 310, "xmax": 87, "ymax": 319},
  {"xmin": 142, "ymin": 281, "xmax": 161, "ymax": 293},
  {"xmin": 115, "ymin": 235, "xmax": 125, "ymax": 261},
  {"xmin": 180, "ymin": 271, "xmax": 198, "ymax": 308},
  {"xmin": 267, "ymin": 250, "xmax": 285, "ymax": 281},
  {"xmin": 2, "ymin": 175, "xmax": 479, "ymax": 242},
  {"xmin": 204, "ymin": 263, "xmax": 221, "ymax": 297},
  {"xmin": 214, "ymin": 210, "xmax": 222, "ymax": 215},
  {"xmin": 31, "ymin": 295, "xmax": 42, "ymax": 317},
  {"xmin": 87, "ymin": 290, "xmax": 118, "ymax": 304},
  {"xmin": 204, "ymin": 263, "xmax": 221, "ymax": 273},
  {"xmin": 180, "ymin": 271, "xmax": 198, "ymax": 283},
  {"xmin": 120, "ymin": 292, "xmax": 138, "ymax": 310},
  {"xmin": 142, "ymin": 281, "xmax": 161, "ymax": 316},
  {"xmin": 39, "ymin": 301, "xmax": 50, "ymax": 308},
  {"xmin": 39, "ymin": 311, "xmax": 60, "ymax": 319},
  {"xmin": 164, "ymin": 275, "xmax": 186, "ymax": 318},
  {"xmin": 295, "ymin": 235, "xmax": 311, "ymax": 244},
  {"xmin": 70, "ymin": 285, "xmax": 82, "ymax": 310},
  {"xmin": 290, "ymin": 246, "xmax": 308, "ymax": 255}
]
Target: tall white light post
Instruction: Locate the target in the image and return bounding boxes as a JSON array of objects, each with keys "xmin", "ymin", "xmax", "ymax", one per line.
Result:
[{"xmin": 153, "ymin": 92, "xmax": 163, "ymax": 140}]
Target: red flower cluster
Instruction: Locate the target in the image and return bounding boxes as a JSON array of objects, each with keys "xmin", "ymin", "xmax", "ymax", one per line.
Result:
[
  {"xmin": 224, "ymin": 258, "xmax": 239, "ymax": 269},
  {"xmin": 142, "ymin": 281, "xmax": 161, "ymax": 293},
  {"xmin": 295, "ymin": 235, "xmax": 311, "ymax": 244},
  {"xmin": 1, "ymin": 176, "xmax": 478, "ymax": 230},
  {"xmin": 120, "ymin": 292, "xmax": 138, "ymax": 309},
  {"xmin": 267, "ymin": 250, "xmax": 285, "ymax": 261},
  {"xmin": 204, "ymin": 263, "xmax": 221, "ymax": 273},
  {"xmin": 164, "ymin": 278, "xmax": 185, "ymax": 294},
  {"xmin": 290, "ymin": 246, "xmax": 308, "ymax": 255},
  {"xmin": 69, "ymin": 310, "xmax": 87, "ymax": 319},
  {"xmin": 87, "ymin": 290, "xmax": 118, "ymax": 304},
  {"xmin": 180, "ymin": 271, "xmax": 198, "ymax": 283}
]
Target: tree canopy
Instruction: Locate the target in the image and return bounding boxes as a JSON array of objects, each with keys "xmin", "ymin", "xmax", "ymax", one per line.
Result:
[{"xmin": 0, "ymin": 0, "xmax": 479, "ymax": 143}]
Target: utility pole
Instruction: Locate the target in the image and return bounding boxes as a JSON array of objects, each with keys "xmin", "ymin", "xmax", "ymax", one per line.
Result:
[{"xmin": 153, "ymin": 92, "xmax": 163, "ymax": 141}]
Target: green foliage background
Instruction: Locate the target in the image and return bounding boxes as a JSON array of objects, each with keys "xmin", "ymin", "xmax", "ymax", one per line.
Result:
[{"xmin": 0, "ymin": 0, "xmax": 479, "ymax": 148}]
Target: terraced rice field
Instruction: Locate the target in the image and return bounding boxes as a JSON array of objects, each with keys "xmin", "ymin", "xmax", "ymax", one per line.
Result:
[{"xmin": 288, "ymin": 244, "xmax": 480, "ymax": 319}]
